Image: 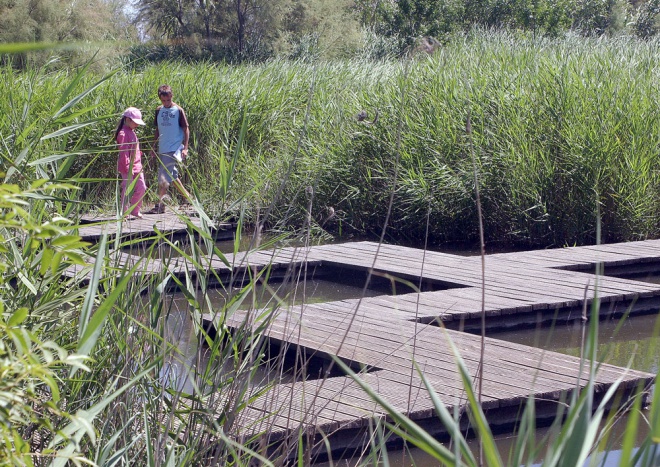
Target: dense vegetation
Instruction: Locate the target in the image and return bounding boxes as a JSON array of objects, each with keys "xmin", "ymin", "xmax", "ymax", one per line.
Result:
[
  {"xmin": 2, "ymin": 26, "xmax": 660, "ymax": 467},
  {"xmin": 5, "ymin": 0, "xmax": 660, "ymax": 67},
  {"xmin": 4, "ymin": 31, "xmax": 660, "ymax": 247}
]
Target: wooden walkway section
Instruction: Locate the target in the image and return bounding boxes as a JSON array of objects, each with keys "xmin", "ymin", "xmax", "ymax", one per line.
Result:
[
  {"xmin": 76, "ymin": 208, "xmax": 234, "ymax": 242},
  {"xmin": 193, "ymin": 239, "xmax": 658, "ymax": 459},
  {"xmin": 68, "ymin": 235, "xmax": 660, "ymax": 329},
  {"xmin": 206, "ymin": 304, "xmax": 652, "ymax": 458},
  {"xmin": 158, "ymin": 239, "xmax": 660, "ymax": 330},
  {"xmin": 68, "ymin": 223, "xmax": 658, "ymax": 459}
]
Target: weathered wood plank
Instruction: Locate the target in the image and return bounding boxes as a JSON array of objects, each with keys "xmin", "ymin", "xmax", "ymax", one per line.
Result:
[{"xmin": 72, "ymin": 216, "xmax": 658, "ymax": 457}]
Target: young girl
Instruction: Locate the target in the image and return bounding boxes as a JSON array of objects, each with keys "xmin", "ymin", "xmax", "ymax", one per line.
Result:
[{"xmin": 115, "ymin": 107, "xmax": 147, "ymax": 219}]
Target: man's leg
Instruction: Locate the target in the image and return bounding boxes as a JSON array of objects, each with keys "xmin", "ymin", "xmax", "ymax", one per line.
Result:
[
  {"xmin": 158, "ymin": 180, "xmax": 169, "ymax": 213},
  {"xmin": 152, "ymin": 153, "xmax": 191, "ymax": 212},
  {"xmin": 172, "ymin": 178, "xmax": 191, "ymax": 201}
]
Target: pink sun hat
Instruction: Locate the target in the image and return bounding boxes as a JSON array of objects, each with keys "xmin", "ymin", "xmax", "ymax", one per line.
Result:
[{"xmin": 122, "ymin": 107, "xmax": 146, "ymax": 125}]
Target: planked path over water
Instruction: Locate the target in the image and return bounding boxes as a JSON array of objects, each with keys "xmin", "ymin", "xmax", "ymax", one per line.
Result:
[
  {"xmin": 207, "ymin": 302, "xmax": 652, "ymax": 457},
  {"xmin": 187, "ymin": 239, "xmax": 660, "ymax": 329},
  {"xmin": 76, "ymin": 208, "xmax": 234, "ymax": 242},
  {"xmin": 67, "ymin": 218, "xmax": 659, "ymax": 458},
  {"xmin": 197, "ymin": 239, "xmax": 659, "ymax": 458}
]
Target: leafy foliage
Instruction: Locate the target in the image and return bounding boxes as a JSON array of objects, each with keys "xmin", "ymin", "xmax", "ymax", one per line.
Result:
[
  {"xmin": 0, "ymin": 308, "xmax": 89, "ymax": 467},
  {"xmin": 359, "ymin": 0, "xmax": 634, "ymax": 49},
  {"xmin": 634, "ymin": 0, "xmax": 660, "ymax": 37},
  {"xmin": 0, "ymin": 0, "xmax": 136, "ymax": 69},
  {"xmin": 0, "ymin": 179, "xmax": 98, "ymax": 465},
  {"xmin": 5, "ymin": 0, "xmax": 660, "ymax": 67}
]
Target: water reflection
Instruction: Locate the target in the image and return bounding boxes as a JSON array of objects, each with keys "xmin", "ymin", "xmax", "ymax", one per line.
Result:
[
  {"xmin": 159, "ymin": 311, "xmax": 291, "ymax": 395},
  {"xmin": 158, "ymin": 277, "xmax": 382, "ymax": 393},
  {"xmin": 492, "ymin": 313, "xmax": 660, "ymax": 374},
  {"xmin": 352, "ymin": 429, "xmax": 659, "ymax": 467}
]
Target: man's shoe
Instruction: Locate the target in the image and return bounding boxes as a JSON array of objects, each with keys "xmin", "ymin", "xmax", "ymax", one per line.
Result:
[{"xmin": 146, "ymin": 203, "xmax": 165, "ymax": 214}]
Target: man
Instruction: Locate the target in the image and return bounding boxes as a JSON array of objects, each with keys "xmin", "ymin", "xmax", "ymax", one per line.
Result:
[{"xmin": 148, "ymin": 84, "xmax": 191, "ymax": 214}]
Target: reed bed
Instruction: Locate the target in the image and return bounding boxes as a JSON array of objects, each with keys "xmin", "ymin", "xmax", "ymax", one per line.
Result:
[
  {"xmin": 4, "ymin": 31, "xmax": 660, "ymax": 247},
  {"xmin": 2, "ymin": 30, "xmax": 660, "ymax": 466}
]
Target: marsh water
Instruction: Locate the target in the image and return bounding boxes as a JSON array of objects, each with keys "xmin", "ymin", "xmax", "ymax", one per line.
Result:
[{"xmin": 151, "ymin": 237, "xmax": 659, "ymax": 465}]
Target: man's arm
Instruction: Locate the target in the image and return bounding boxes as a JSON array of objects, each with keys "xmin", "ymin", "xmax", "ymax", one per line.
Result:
[
  {"xmin": 151, "ymin": 106, "xmax": 161, "ymax": 156},
  {"xmin": 179, "ymin": 105, "xmax": 190, "ymax": 159}
]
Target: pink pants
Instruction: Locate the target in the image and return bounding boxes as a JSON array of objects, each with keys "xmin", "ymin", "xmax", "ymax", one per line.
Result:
[{"xmin": 120, "ymin": 171, "xmax": 146, "ymax": 216}]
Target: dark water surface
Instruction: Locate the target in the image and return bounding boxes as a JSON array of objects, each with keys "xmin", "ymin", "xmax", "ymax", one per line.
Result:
[
  {"xmin": 493, "ymin": 313, "xmax": 660, "ymax": 373},
  {"xmin": 160, "ymin": 276, "xmax": 384, "ymax": 393}
]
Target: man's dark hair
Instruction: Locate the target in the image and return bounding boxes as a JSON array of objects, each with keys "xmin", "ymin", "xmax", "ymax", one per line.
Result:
[{"xmin": 158, "ymin": 84, "xmax": 172, "ymax": 96}]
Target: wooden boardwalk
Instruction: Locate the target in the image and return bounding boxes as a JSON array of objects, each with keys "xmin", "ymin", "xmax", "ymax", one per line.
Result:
[
  {"xmin": 205, "ymin": 304, "xmax": 652, "ymax": 458},
  {"xmin": 67, "ymin": 234, "xmax": 660, "ymax": 328},
  {"xmin": 194, "ymin": 239, "xmax": 657, "ymax": 459},
  {"xmin": 142, "ymin": 239, "xmax": 660, "ymax": 330},
  {"xmin": 67, "ymin": 220, "xmax": 659, "ymax": 459},
  {"xmin": 76, "ymin": 208, "xmax": 234, "ymax": 242}
]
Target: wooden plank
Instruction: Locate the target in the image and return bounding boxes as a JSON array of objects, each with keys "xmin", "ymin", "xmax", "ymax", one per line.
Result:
[
  {"xmin": 214, "ymin": 304, "xmax": 646, "ymax": 400},
  {"xmin": 70, "ymin": 225, "xmax": 659, "ymax": 452}
]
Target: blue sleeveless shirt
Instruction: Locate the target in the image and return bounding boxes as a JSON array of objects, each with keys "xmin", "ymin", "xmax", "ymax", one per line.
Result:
[{"xmin": 156, "ymin": 105, "xmax": 185, "ymax": 154}]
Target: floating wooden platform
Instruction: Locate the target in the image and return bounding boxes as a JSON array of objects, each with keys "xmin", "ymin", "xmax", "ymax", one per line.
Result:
[
  {"xmin": 194, "ymin": 239, "xmax": 658, "ymax": 460},
  {"xmin": 68, "ymin": 223, "xmax": 659, "ymax": 460},
  {"xmin": 68, "ymin": 235, "xmax": 660, "ymax": 330},
  {"xmin": 204, "ymin": 303, "xmax": 652, "ymax": 460}
]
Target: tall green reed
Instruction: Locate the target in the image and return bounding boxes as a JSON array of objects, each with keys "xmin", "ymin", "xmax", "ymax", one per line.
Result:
[
  {"xmin": 0, "ymin": 48, "xmax": 300, "ymax": 465},
  {"xmin": 3, "ymin": 32, "xmax": 660, "ymax": 465},
  {"xmin": 6, "ymin": 31, "xmax": 660, "ymax": 247},
  {"xmin": 325, "ymin": 61, "xmax": 659, "ymax": 464}
]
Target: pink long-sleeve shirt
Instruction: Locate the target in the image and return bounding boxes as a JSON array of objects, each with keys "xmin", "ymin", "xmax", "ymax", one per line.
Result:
[{"xmin": 116, "ymin": 125, "xmax": 143, "ymax": 175}]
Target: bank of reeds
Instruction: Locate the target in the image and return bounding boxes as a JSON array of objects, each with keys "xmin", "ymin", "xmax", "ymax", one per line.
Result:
[
  {"xmin": 2, "ymin": 31, "xmax": 660, "ymax": 466},
  {"xmin": 3, "ymin": 31, "xmax": 660, "ymax": 247}
]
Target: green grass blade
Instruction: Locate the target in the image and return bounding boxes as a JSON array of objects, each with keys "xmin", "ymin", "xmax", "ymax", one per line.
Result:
[
  {"xmin": 49, "ymin": 363, "xmax": 158, "ymax": 463},
  {"xmin": 40, "ymin": 119, "xmax": 107, "ymax": 141},
  {"xmin": 52, "ymin": 68, "xmax": 120, "ymax": 120},
  {"xmin": 446, "ymin": 338, "xmax": 503, "ymax": 467},
  {"xmin": 331, "ymin": 355, "xmax": 462, "ymax": 465},
  {"xmin": 77, "ymin": 235, "xmax": 107, "ymax": 344},
  {"xmin": 416, "ymin": 362, "xmax": 476, "ymax": 466},
  {"xmin": 77, "ymin": 245, "xmax": 147, "ymax": 358},
  {"xmin": 0, "ymin": 42, "xmax": 69, "ymax": 53},
  {"xmin": 618, "ymin": 388, "xmax": 644, "ymax": 467}
]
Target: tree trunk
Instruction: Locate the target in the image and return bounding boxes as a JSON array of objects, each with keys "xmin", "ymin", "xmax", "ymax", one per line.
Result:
[{"xmin": 236, "ymin": 0, "xmax": 245, "ymax": 54}]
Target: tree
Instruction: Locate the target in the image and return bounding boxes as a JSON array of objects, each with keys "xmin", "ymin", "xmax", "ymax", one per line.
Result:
[
  {"xmin": 138, "ymin": 0, "xmax": 193, "ymax": 38},
  {"xmin": 277, "ymin": 0, "xmax": 362, "ymax": 58},
  {"xmin": 357, "ymin": 0, "xmax": 464, "ymax": 50},
  {"xmin": 571, "ymin": 0, "xmax": 629, "ymax": 35},
  {"xmin": 634, "ymin": 0, "xmax": 660, "ymax": 37},
  {"xmin": 136, "ymin": 0, "xmax": 363, "ymax": 61},
  {"xmin": 0, "ymin": 0, "xmax": 137, "ymax": 68},
  {"xmin": 136, "ymin": 0, "xmax": 287, "ymax": 59},
  {"xmin": 224, "ymin": 0, "xmax": 282, "ymax": 56}
]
